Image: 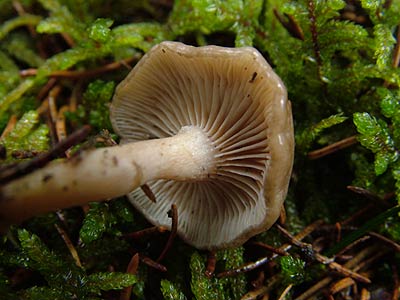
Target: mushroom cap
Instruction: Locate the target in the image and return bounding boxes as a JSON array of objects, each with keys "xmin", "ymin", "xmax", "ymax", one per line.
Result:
[{"xmin": 110, "ymin": 41, "xmax": 294, "ymax": 250}]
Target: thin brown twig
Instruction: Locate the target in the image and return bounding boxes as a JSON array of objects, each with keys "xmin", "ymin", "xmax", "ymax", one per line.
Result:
[
  {"xmin": 353, "ymin": 248, "xmax": 390, "ymax": 273},
  {"xmin": 140, "ymin": 254, "xmax": 167, "ymax": 272},
  {"xmin": 123, "ymin": 226, "xmax": 168, "ymax": 239},
  {"xmin": 41, "ymin": 85, "xmax": 62, "ymax": 148},
  {"xmin": 120, "ymin": 253, "xmax": 140, "ymax": 300},
  {"xmin": 346, "ymin": 185, "xmax": 384, "ymax": 203},
  {"xmin": 329, "ymin": 277, "xmax": 355, "ymax": 295},
  {"xmin": 205, "ymin": 250, "xmax": 217, "ymax": 278},
  {"xmin": 277, "ymin": 284, "xmax": 293, "ymax": 300},
  {"xmin": 241, "ymin": 275, "xmax": 279, "ymax": 300},
  {"xmin": 69, "ymin": 83, "xmax": 81, "ymax": 113},
  {"xmin": 141, "ymin": 184, "xmax": 157, "ymax": 203},
  {"xmin": 250, "ymin": 241, "xmax": 289, "ymax": 256},
  {"xmin": 12, "ymin": 1, "xmax": 36, "ymax": 37},
  {"xmin": 56, "ymin": 105, "xmax": 69, "ymax": 142},
  {"xmin": 369, "ymin": 232, "xmax": 400, "ymax": 252},
  {"xmin": 54, "ymin": 224, "xmax": 82, "ymax": 268},
  {"xmin": 361, "ymin": 288, "xmax": 371, "ymax": 300},
  {"xmin": 392, "ymin": 263, "xmax": 399, "ymax": 300},
  {"xmin": 0, "ymin": 125, "xmax": 91, "ymax": 185},
  {"xmin": 47, "ymin": 86, "xmax": 62, "ymax": 124},
  {"xmin": 217, "ymin": 220, "xmax": 324, "ymax": 278},
  {"xmin": 0, "ymin": 115, "xmax": 17, "ymax": 139},
  {"xmin": 157, "ymin": 204, "xmax": 178, "ymax": 262},
  {"xmin": 294, "ymin": 277, "xmax": 332, "ymax": 300},
  {"xmin": 308, "ymin": 136, "xmax": 358, "ymax": 160},
  {"xmin": 273, "ymin": 9, "xmax": 304, "ymax": 40},
  {"xmin": 392, "ymin": 25, "xmax": 400, "ymax": 68},
  {"xmin": 335, "ymin": 235, "xmax": 371, "ymax": 257},
  {"xmin": 61, "ymin": 32, "xmax": 75, "ymax": 48},
  {"xmin": 279, "ymin": 205, "xmax": 286, "ymax": 224},
  {"xmin": 276, "ymin": 224, "xmax": 371, "ymax": 283},
  {"xmin": 20, "ymin": 57, "xmax": 137, "ymax": 79},
  {"xmin": 37, "ymin": 78, "xmax": 58, "ymax": 101},
  {"xmin": 294, "ymin": 246, "xmax": 378, "ymax": 300}
]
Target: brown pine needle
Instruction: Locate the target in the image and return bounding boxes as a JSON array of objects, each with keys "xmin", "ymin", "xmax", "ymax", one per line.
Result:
[
  {"xmin": 157, "ymin": 204, "xmax": 178, "ymax": 262},
  {"xmin": 276, "ymin": 224, "xmax": 371, "ymax": 283},
  {"xmin": 20, "ymin": 57, "xmax": 137, "ymax": 79},
  {"xmin": 205, "ymin": 250, "xmax": 217, "ymax": 278},
  {"xmin": 120, "ymin": 253, "xmax": 140, "ymax": 300},
  {"xmin": 308, "ymin": 136, "xmax": 358, "ymax": 159},
  {"xmin": 141, "ymin": 184, "xmax": 157, "ymax": 203},
  {"xmin": 0, "ymin": 115, "xmax": 17, "ymax": 139},
  {"xmin": 329, "ymin": 277, "xmax": 355, "ymax": 295},
  {"xmin": 217, "ymin": 220, "xmax": 324, "ymax": 278},
  {"xmin": 140, "ymin": 254, "xmax": 167, "ymax": 272},
  {"xmin": 54, "ymin": 224, "xmax": 82, "ymax": 268},
  {"xmin": 278, "ymin": 284, "xmax": 293, "ymax": 300},
  {"xmin": 123, "ymin": 226, "xmax": 168, "ymax": 239}
]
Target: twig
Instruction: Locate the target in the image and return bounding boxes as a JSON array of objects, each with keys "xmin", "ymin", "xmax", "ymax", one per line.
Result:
[
  {"xmin": 294, "ymin": 277, "xmax": 332, "ymax": 300},
  {"xmin": 140, "ymin": 254, "xmax": 167, "ymax": 272},
  {"xmin": 361, "ymin": 288, "xmax": 371, "ymax": 300},
  {"xmin": 0, "ymin": 115, "xmax": 17, "ymax": 139},
  {"xmin": 54, "ymin": 224, "xmax": 82, "ymax": 268},
  {"xmin": 217, "ymin": 220, "xmax": 324, "ymax": 278},
  {"xmin": 335, "ymin": 235, "xmax": 370, "ymax": 257},
  {"xmin": 329, "ymin": 277, "xmax": 355, "ymax": 295},
  {"xmin": 205, "ymin": 250, "xmax": 217, "ymax": 278},
  {"xmin": 61, "ymin": 32, "xmax": 75, "ymax": 48},
  {"xmin": 37, "ymin": 78, "xmax": 57, "ymax": 101},
  {"xmin": 250, "ymin": 241, "xmax": 289, "ymax": 256},
  {"xmin": 308, "ymin": 136, "xmax": 358, "ymax": 160},
  {"xmin": 392, "ymin": 25, "xmax": 400, "ymax": 68},
  {"xmin": 12, "ymin": 1, "xmax": 36, "ymax": 37},
  {"xmin": 141, "ymin": 184, "xmax": 157, "ymax": 203},
  {"xmin": 369, "ymin": 231, "xmax": 400, "ymax": 252},
  {"xmin": 56, "ymin": 105, "xmax": 69, "ymax": 143},
  {"xmin": 20, "ymin": 57, "xmax": 137, "ymax": 79},
  {"xmin": 0, "ymin": 125, "xmax": 91, "ymax": 185},
  {"xmin": 392, "ymin": 263, "xmax": 399, "ymax": 300},
  {"xmin": 294, "ymin": 246, "xmax": 378, "ymax": 300},
  {"xmin": 120, "ymin": 253, "xmax": 140, "ymax": 300},
  {"xmin": 157, "ymin": 204, "xmax": 178, "ymax": 262},
  {"xmin": 278, "ymin": 284, "xmax": 293, "ymax": 300},
  {"xmin": 353, "ymin": 248, "xmax": 390, "ymax": 273},
  {"xmin": 276, "ymin": 224, "xmax": 371, "ymax": 283},
  {"xmin": 273, "ymin": 9, "xmax": 304, "ymax": 40},
  {"xmin": 123, "ymin": 226, "xmax": 168, "ymax": 239},
  {"xmin": 241, "ymin": 275, "xmax": 279, "ymax": 300}
]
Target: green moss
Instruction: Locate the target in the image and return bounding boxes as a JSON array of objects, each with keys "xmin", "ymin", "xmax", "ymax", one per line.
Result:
[
  {"xmin": 1, "ymin": 110, "xmax": 49, "ymax": 159},
  {"xmin": 190, "ymin": 249, "xmax": 246, "ymax": 300},
  {"xmin": 161, "ymin": 279, "xmax": 187, "ymax": 300},
  {"xmin": 279, "ymin": 255, "xmax": 306, "ymax": 285}
]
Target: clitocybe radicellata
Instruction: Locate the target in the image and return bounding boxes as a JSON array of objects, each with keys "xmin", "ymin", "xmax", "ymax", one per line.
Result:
[{"xmin": 0, "ymin": 41, "xmax": 294, "ymax": 250}]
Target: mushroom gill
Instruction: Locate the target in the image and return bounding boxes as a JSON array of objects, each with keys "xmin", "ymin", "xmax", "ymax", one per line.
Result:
[{"xmin": 111, "ymin": 41, "xmax": 293, "ymax": 249}]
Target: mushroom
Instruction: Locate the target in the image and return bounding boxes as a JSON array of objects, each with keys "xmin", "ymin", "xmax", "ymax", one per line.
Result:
[{"xmin": 0, "ymin": 41, "xmax": 294, "ymax": 250}]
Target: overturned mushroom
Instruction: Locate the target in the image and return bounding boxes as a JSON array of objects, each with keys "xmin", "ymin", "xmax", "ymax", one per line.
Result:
[{"xmin": 0, "ymin": 41, "xmax": 294, "ymax": 249}]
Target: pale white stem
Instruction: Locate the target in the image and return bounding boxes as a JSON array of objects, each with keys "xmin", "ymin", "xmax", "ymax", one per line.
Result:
[{"xmin": 0, "ymin": 126, "xmax": 215, "ymax": 229}]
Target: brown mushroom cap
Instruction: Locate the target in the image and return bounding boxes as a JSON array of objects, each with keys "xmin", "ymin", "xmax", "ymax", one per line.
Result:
[{"xmin": 111, "ymin": 41, "xmax": 294, "ymax": 250}]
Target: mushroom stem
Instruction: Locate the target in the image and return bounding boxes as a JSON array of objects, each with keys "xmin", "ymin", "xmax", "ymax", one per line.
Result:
[{"xmin": 0, "ymin": 126, "xmax": 216, "ymax": 229}]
